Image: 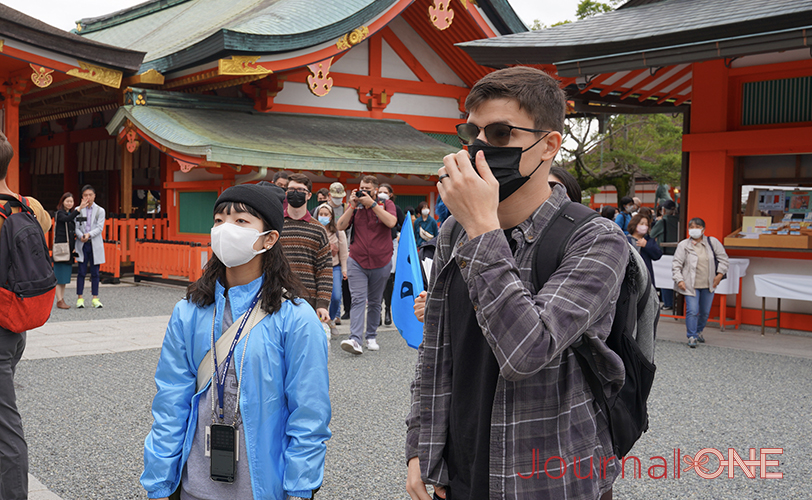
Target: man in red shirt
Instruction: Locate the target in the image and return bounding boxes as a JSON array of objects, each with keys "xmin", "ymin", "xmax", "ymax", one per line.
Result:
[{"xmin": 336, "ymin": 176, "xmax": 397, "ymax": 354}]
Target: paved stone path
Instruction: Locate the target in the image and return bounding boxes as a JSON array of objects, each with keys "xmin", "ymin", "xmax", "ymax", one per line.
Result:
[{"xmin": 19, "ymin": 280, "xmax": 812, "ymax": 499}]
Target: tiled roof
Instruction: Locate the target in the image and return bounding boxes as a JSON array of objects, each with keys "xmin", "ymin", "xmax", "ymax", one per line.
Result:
[
  {"xmin": 457, "ymin": 0, "xmax": 812, "ymax": 67},
  {"xmin": 107, "ymin": 89, "xmax": 458, "ymax": 175},
  {"xmin": 79, "ymin": 0, "xmax": 398, "ymax": 73},
  {"xmin": 0, "ymin": 4, "xmax": 144, "ymax": 73}
]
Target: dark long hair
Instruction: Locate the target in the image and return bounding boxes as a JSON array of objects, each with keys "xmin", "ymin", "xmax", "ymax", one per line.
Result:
[
  {"xmin": 185, "ymin": 201, "xmax": 305, "ymax": 315},
  {"xmin": 57, "ymin": 192, "xmax": 74, "ymax": 211}
]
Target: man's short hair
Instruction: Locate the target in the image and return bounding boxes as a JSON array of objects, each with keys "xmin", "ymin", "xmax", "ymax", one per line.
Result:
[
  {"xmin": 0, "ymin": 131, "xmax": 14, "ymax": 181},
  {"xmin": 316, "ymin": 187, "xmax": 329, "ymax": 198},
  {"xmin": 465, "ymin": 66, "xmax": 566, "ymax": 133},
  {"xmin": 272, "ymin": 171, "xmax": 289, "ymax": 183},
  {"xmin": 81, "ymin": 184, "xmax": 95, "ymax": 195},
  {"xmin": 287, "ymin": 173, "xmax": 311, "ymax": 192},
  {"xmin": 360, "ymin": 175, "xmax": 379, "ymax": 188}
]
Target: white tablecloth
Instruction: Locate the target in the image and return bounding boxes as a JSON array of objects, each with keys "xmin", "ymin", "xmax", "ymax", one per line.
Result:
[
  {"xmin": 652, "ymin": 256, "xmax": 750, "ymax": 295},
  {"xmin": 753, "ymin": 274, "xmax": 812, "ymax": 301}
]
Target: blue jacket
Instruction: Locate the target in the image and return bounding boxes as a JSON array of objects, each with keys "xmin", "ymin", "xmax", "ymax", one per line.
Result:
[
  {"xmin": 614, "ymin": 211, "xmax": 632, "ymax": 235},
  {"xmin": 141, "ymin": 276, "xmax": 331, "ymax": 499}
]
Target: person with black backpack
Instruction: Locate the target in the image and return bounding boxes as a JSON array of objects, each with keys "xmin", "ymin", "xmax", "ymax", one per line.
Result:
[
  {"xmin": 406, "ymin": 67, "xmax": 649, "ymax": 500},
  {"xmin": 0, "ymin": 131, "xmax": 54, "ymax": 500}
]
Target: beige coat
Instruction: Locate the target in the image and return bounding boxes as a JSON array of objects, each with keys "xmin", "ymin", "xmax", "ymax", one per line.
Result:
[
  {"xmin": 327, "ymin": 228, "xmax": 348, "ymax": 275},
  {"xmin": 672, "ymin": 235, "xmax": 729, "ymax": 296}
]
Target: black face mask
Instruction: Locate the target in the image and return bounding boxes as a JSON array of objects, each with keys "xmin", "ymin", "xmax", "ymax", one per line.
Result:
[
  {"xmin": 468, "ymin": 136, "xmax": 547, "ymax": 202},
  {"xmin": 286, "ymin": 191, "xmax": 307, "ymax": 208}
]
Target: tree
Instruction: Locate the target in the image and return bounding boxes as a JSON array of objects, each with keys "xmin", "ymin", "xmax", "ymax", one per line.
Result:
[
  {"xmin": 576, "ymin": 0, "xmax": 623, "ymax": 20},
  {"xmin": 558, "ymin": 114, "xmax": 683, "ymax": 201}
]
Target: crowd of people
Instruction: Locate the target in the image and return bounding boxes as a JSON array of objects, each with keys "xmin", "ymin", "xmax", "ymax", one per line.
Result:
[{"xmin": 1, "ymin": 67, "xmax": 734, "ymax": 500}]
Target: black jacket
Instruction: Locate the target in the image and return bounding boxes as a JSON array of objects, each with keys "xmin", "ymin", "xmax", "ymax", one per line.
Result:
[{"xmin": 55, "ymin": 209, "xmax": 80, "ymax": 252}]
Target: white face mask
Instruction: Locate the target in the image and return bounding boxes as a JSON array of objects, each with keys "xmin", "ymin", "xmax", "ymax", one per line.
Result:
[
  {"xmin": 421, "ymin": 209, "xmax": 430, "ymax": 217},
  {"xmin": 689, "ymin": 228, "xmax": 703, "ymax": 240},
  {"xmin": 211, "ymin": 223, "xmax": 270, "ymax": 268},
  {"xmin": 331, "ymin": 197, "xmax": 343, "ymax": 206},
  {"xmin": 378, "ymin": 193, "xmax": 390, "ymax": 202},
  {"xmin": 637, "ymin": 225, "xmax": 649, "ymax": 235}
]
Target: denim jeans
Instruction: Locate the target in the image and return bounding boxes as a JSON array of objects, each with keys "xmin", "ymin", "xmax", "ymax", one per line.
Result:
[
  {"xmin": 77, "ymin": 241, "xmax": 100, "ymax": 296},
  {"xmin": 329, "ymin": 265, "xmax": 343, "ymax": 320},
  {"xmin": 684, "ymin": 288, "xmax": 714, "ymax": 338},
  {"xmin": 660, "ymin": 288, "xmax": 674, "ymax": 308}
]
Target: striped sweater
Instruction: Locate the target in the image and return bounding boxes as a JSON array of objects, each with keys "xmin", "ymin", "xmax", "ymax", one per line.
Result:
[{"xmin": 280, "ymin": 211, "xmax": 332, "ymax": 311}]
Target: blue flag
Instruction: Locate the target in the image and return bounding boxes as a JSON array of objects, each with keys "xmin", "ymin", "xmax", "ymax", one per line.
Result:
[{"xmin": 392, "ymin": 212, "xmax": 425, "ymax": 349}]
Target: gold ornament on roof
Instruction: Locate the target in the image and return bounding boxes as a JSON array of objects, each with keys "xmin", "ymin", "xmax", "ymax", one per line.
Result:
[
  {"xmin": 30, "ymin": 64, "xmax": 55, "ymax": 88},
  {"xmin": 0, "ymin": 39, "xmax": 4, "ymax": 52},
  {"xmin": 66, "ymin": 61, "xmax": 123, "ymax": 88},
  {"xmin": 218, "ymin": 56, "xmax": 272, "ymax": 76},
  {"xmin": 336, "ymin": 26, "xmax": 369, "ymax": 50}
]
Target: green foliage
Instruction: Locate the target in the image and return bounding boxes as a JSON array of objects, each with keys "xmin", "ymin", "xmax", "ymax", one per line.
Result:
[
  {"xmin": 558, "ymin": 114, "xmax": 684, "ymax": 203},
  {"xmin": 576, "ymin": 0, "xmax": 623, "ymax": 20}
]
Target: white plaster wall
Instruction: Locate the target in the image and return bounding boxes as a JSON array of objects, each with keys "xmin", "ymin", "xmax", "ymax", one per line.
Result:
[
  {"xmin": 331, "ymin": 40, "xmax": 369, "ymax": 76},
  {"xmin": 274, "ymin": 82, "xmax": 369, "ymax": 112},
  {"xmin": 385, "ymin": 93, "xmax": 462, "ymax": 119},
  {"xmin": 386, "ymin": 17, "xmax": 466, "ymax": 87},
  {"xmin": 381, "ymin": 39, "xmax": 419, "ymax": 81},
  {"xmin": 724, "ymin": 256, "xmax": 812, "ymax": 315}
]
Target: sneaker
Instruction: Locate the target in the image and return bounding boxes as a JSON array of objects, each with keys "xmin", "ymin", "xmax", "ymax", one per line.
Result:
[
  {"xmin": 341, "ymin": 311, "xmax": 350, "ymax": 320},
  {"xmin": 688, "ymin": 337, "xmax": 697, "ymax": 348},
  {"xmin": 76, "ymin": 298, "xmax": 85, "ymax": 308},
  {"xmin": 334, "ymin": 317, "xmax": 341, "ymax": 326},
  {"xmin": 91, "ymin": 298, "xmax": 103, "ymax": 308},
  {"xmin": 697, "ymin": 333, "xmax": 705, "ymax": 343},
  {"xmin": 328, "ymin": 320, "xmax": 340, "ymax": 339},
  {"xmin": 366, "ymin": 339, "xmax": 380, "ymax": 351},
  {"xmin": 340, "ymin": 339, "xmax": 363, "ymax": 355}
]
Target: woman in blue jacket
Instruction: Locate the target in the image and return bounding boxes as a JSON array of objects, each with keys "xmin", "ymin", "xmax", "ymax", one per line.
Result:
[{"xmin": 142, "ymin": 184, "xmax": 331, "ymax": 500}]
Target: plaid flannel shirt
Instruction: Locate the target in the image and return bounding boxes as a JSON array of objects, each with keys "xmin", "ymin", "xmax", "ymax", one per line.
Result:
[{"xmin": 406, "ymin": 185, "xmax": 628, "ymax": 500}]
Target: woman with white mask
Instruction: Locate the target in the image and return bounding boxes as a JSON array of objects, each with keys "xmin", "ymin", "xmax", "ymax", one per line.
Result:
[
  {"xmin": 626, "ymin": 212, "xmax": 662, "ymax": 285},
  {"xmin": 413, "ymin": 200, "xmax": 438, "ymax": 247},
  {"xmin": 142, "ymin": 184, "xmax": 331, "ymax": 500},
  {"xmin": 671, "ymin": 217, "xmax": 729, "ymax": 349}
]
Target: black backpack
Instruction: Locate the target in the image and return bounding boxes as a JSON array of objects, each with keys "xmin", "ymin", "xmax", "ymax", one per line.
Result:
[
  {"xmin": 450, "ymin": 200, "xmax": 658, "ymax": 458},
  {"xmin": 0, "ymin": 194, "xmax": 57, "ymax": 333}
]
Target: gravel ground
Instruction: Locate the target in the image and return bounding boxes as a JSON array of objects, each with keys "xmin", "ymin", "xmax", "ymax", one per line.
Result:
[
  {"xmin": 15, "ymin": 288, "xmax": 812, "ymax": 499},
  {"xmin": 48, "ymin": 281, "xmax": 186, "ymax": 322}
]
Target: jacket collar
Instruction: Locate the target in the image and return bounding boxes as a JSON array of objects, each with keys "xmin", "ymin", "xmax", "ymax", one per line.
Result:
[
  {"xmin": 215, "ymin": 275, "xmax": 264, "ymax": 318},
  {"xmin": 511, "ymin": 183, "xmax": 568, "ymax": 245},
  {"xmin": 284, "ymin": 205, "xmax": 312, "ymax": 222}
]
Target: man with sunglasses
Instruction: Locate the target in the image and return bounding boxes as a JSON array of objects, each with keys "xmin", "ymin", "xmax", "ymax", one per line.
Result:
[{"xmin": 406, "ymin": 67, "xmax": 627, "ymax": 500}]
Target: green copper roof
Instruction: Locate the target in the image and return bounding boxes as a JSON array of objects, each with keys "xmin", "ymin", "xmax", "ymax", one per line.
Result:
[
  {"xmin": 107, "ymin": 89, "xmax": 457, "ymax": 175},
  {"xmin": 78, "ymin": 0, "xmax": 398, "ymax": 73}
]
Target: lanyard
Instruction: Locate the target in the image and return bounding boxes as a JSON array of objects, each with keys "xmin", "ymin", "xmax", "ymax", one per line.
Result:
[{"xmin": 210, "ymin": 292, "xmax": 260, "ymax": 421}]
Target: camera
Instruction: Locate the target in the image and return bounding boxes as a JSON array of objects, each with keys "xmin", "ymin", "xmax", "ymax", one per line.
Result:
[{"xmin": 76, "ymin": 216, "xmax": 87, "ymax": 223}]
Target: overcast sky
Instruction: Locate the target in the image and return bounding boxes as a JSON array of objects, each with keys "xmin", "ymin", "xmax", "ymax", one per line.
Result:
[{"xmin": 2, "ymin": 0, "xmax": 583, "ymax": 33}]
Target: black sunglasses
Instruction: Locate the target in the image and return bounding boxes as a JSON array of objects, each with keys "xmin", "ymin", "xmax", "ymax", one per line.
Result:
[{"xmin": 456, "ymin": 122, "xmax": 551, "ymax": 147}]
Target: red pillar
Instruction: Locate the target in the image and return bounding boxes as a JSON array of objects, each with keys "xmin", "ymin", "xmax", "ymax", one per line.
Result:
[
  {"xmin": 686, "ymin": 60, "xmax": 735, "ymax": 239},
  {"xmin": 2, "ymin": 90, "xmax": 21, "ymax": 192}
]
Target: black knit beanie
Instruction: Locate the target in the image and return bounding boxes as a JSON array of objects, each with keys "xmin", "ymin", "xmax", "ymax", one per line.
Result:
[{"xmin": 214, "ymin": 184, "xmax": 284, "ymax": 233}]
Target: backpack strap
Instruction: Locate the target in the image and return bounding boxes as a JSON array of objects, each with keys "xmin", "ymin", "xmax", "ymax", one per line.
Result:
[
  {"xmin": 0, "ymin": 194, "xmax": 29, "ymax": 219},
  {"xmin": 531, "ymin": 201, "xmax": 599, "ymax": 292}
]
